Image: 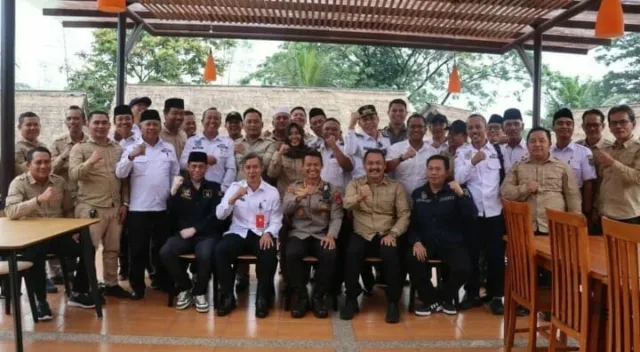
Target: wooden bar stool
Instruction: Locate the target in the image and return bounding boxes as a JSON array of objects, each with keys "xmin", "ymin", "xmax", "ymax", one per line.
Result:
[{"xmin": 0, "ymin": 261, "xmax": 39, "ymax": 322}]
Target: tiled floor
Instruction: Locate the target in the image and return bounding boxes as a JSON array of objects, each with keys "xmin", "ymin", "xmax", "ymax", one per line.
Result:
[{"xmin": 0, "ymin": 262, "xmax": 536, "ymax": 352}]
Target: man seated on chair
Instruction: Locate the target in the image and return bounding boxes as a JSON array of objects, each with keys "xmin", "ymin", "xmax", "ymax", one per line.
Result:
[
  {"xmin": 341, "ymin": 148, "xmax": 410, "ymax": 324},
  {"xmin": 215, "ymin": 152, "xmax": 282, "ymax": 318},
  {"xmin": 283, "ymin": 150, "xmax": 343, "ymax": 319},
  {"xmin": 160, "ymin": 151, "xmax": 225, "ymax": 313},
  {"xmin": 5, "ymin": 146, "xmax": 95, "ymax": 321},
  {"xmin": 408, "ymin": 155, "xmax": 476, "ymax": 317}
]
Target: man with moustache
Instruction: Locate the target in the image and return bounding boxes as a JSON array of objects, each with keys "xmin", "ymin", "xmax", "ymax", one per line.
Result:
[
  {"xmin": 70, "ymin": 110, "xmax": 131, "ymax": 299},
  {"xmin": 225, "ymin": 111, "xmax": 244, "ymax": 141},
  {"xmin": 427, "ymin": 114, "xmax": 449, "ymax": 153},
  {"xmin": 283, "ymin": 150, "xmax": 343, "ymax": 318},
  {"xmin": 500, "ymin": 109, "xmax": 528, "ymax": 172},
  {"xmin": 487, "ymin": 114, "xmax": 506, "ymax": 145},
  {"xmin": 215, "ymin": 153, "xmax": 282, "ymax": 318},
  {"xmin": 180, "ymin": 108, "xmax": 236, "ymax": 190},
  {"xmin": 15, "ymin": 111, "xmax": 47, "ymax": 176},
  {"xmin": 341, "ymin": 149, "xmax": 410, "ymax": 324},
  {"xmin": 182, "ymin": 111, "xmax": 197, "ymax": 138},
  {"xmin": 380, "ymin": 99, "xmax": 409, "ymax": 144},
  {"xmin": 345, "ymin": 105, "xmax": 391, "ymax": 179},
  {"xmin": 116, "ymin": 109, "xmax": 180, "ymax": 299},
  {"xmin": 160, "ymin": 98, "xmax": 188, "ymax": 158},
  {"xmin": 455, "ymin": 114, "xmax": 506, "ymax": 315},
  {"xmin": 266, "ymin": 107, "xmax": 290, "ymax": 145},
  {"xmin": 319, "ymin": 118, "xmax": 354, "ymax": 190},
  {"xmin": 308, "ymin": 108, "xmax": 327, "ymax": 149}
]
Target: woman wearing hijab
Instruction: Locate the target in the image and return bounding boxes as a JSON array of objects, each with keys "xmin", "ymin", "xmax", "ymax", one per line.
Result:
[{"xmin": 267, "ymin": 123, "xmax": 310, "ymax": 196}]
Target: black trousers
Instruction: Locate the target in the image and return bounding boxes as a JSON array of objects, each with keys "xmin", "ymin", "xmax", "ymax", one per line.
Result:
[
  {"xmin": 344, "ymin": 234, "xmax": 402, "ymax": 302},
  {"xmin": 215, "ymin": 231, "xmax": 278, "ymax": 299},
  {"xmin": 160, "ymin": 234, "xmax": 218, "ymax": 295},
  {"xmin": 21, "ymin": 236, "xmax": 89, "ymax": 301},
  {"xmin": 286, "ymin": 237, "xmax": 337, "ymax": 297},
  {"xmin": 118, "ymin": 216, "xmax": 129, "ymax": 276},
  {"xmin": 467, "ymin": 215, "xmax": 505, "ymax": 299},
  {"xmin": 127, "ymin": 211, "xmax": 170, "ymax": 295},
  {"xmin": 331, "ymin": 211, "xmax": 352, "ymax": 295},
  {"xmin": 408, "ymin": 242, "xmax": 471, "ymax": 304}
]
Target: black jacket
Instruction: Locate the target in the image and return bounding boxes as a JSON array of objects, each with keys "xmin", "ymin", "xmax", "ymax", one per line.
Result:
[
  {"xmin": 167, "ymin": 180, "xmax": 225, "ymax": 237},
  {"xmin": 408, "ymin": 183, "xmax": 477, "ymax": 247}
]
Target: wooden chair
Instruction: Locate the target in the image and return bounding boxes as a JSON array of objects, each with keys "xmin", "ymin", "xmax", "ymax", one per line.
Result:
[
  {"xmin": 0, "ymin": 261, "xmax": 39, "ymax": 322},
  {"xmin": 502, "ymin": 199, "xmax": 551, "ymax": 352},
  {"xmin": 602, "ymin": 217, "xmax": 640, "ymax": 352},
  {"xmin": 408, "ymin": 259, "xmax": 444, "ymax": 313},
  {"xmin": 166, "ymin": 253, "xmax": 219, "ymax": 308},
  {"xmin": 546, "ymin": 208, "xmax": 591, "ymax": 351}
]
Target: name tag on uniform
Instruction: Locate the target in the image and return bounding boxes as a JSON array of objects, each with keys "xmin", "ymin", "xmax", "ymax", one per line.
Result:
[
  {"xmin": 489, "ymin": 154, "xmax": 499, "ymax": 159},
  {"xmin": 203, "ymin": 189, "xmax": 212, "ymax": 198}
]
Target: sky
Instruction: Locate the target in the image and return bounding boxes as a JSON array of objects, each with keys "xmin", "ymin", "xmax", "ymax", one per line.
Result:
[{"xmin": 10, "ymin": 1, "xmax": 613, "ymax": 127}]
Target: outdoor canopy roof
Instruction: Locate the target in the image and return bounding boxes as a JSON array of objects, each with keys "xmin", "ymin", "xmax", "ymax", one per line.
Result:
[{"xmin": 37, "ymin": 0, "xmax": 640, "ymax": 55}]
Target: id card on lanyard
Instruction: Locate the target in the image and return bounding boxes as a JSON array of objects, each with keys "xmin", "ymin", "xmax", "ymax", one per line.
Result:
[{"xmin": 256, "ymin": 202, "xmax": 265, "ymax": 234}]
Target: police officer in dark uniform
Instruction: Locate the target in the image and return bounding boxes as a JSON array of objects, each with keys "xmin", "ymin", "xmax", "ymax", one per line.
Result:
[
  {"xmin": 408, "ymin": 155, "xmax": 476, "ymax": 316},
  {"xmin": 160, "ymin": 151, "xmax": 225, "ymax": 313}
]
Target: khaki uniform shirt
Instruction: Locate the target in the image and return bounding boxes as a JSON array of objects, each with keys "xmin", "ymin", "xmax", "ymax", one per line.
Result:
[
  {"xmin": 14, "ymin": 138, "xmax": 46, "ymax": 176},
  {"xmin": 266, "ymin": 152, "xmax": 305, "ymax": 196},
  {"xmin": 234, "ymin": 137, "xmax": 277, "ymax": 180},
  {"xmin": 282, "ymin": 181, "xmax": 344, "ymax": 240},
  {"xmin": 50, "ymin": 133, "xmax": 90, "ymax": 203},
  {"xmin": 501, "ymin": 156, "xmax": 582, "ymax": 233},
  {"xmin": 4, "ymin": 173, "xmax": 72, "ymax": 219},
  {"xmin": 576, "ymin": 137, "xmax": 613, "ymax": 211},
  {"xmin": 343, "ymin": 176, "xmax": 410, "ymax": 241},
  {"xmin": 68, "ymin": 138, "xmax": 124, "ymax": 208},
  {"xmin": 160, "ymin": 126, "xmax": 187, "ymax": 159},
  {"xmin": 598, "ymin": 137, "xmax": 640, "ymax": 220}
]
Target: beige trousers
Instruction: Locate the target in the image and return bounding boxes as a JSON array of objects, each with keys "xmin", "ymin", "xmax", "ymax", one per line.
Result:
[{"xmin": 75, "ymin": 204, "xmax": 122, "ymax": 286}]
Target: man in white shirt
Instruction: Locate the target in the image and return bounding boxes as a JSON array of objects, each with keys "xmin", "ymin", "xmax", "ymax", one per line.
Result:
[
  {"xmin": 180, "ymin": 108, "xmax": 236, "ymax": 190},
  {"xmin": 344, "ymin": 105, "xmax": 391, "ymax": 179},
  {"xmin": 454, "ymin": 114, "xmax": 505, "ymax": 315},
  {"xmin": 215, "ymin": 153, "xmax": 282, "ymax": 318},
  {"xmin": 319, "ymin": 118, "xmax": 354, "ymax": 191},
  {"xmin": 427, "ymin": 113, "xmax": 449, "ymax": 153},
  {"xmin": 386, "ymin": 114, "xmax": 438, "ymax": 196},
  {"xmin": 500, "ymin": 108, "xmax": 528, "ymax": 172},
  {"xmin": 115, "ymin": 109, "xmax": 180, "ymax": 299}
]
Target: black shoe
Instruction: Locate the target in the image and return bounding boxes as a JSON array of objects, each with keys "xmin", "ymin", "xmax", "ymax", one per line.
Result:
[
  {"xmin": 480, "ymin": 295, "xmax": 493, "ymax": 304},
  {"xmin": 129, "ymin": 291, "xmax": 144, "ymax": 301},
  {"xmin": 291, "ymin": 291, "xmax": 309, "ymax": 319},
  {"xmin": 255, "ymin": 296, "xmax": 269, "ymax": 318},
  {"xmin": 37, "ymin": 301, "xmax": 53, "ymax": 321},
  {"xmin": 50, "ymin": 276, "xmax": 64, "ymax": 285},
  {"xmin": 312, "ymin": 296, "xmax": 329, "ymax": 318},
  {"xmin": 46, "ymin": 279, "xmax": 58, "ymax": 294},
  {"xmin": 414, "ymin": 302, "xmax": 442, "ymax": 316},
  {"xmin": 216, "ymin": 295, "xmax": 236, "ymax": 317},
  {"xmin": 385, "ymin": 301, "xmax": 400, "ymax": 324},
  {"xmin": 68, "ymin": 292, "xmax": 95, "ymax": 309},
  {"xmin": 542, "ymin": 311, "xmax": 552, "ymax": 321},
  {"xmin": 490, "ymin": 298, "xmax": 504, "ymax": 315},
  {"xmin": 340, "ymin": 298, "xmax": 359, "ymax": 320},
  {"xmin": 442, "ymin": 300, "xmax": 457, "ymax": 315},
  {"xmin": 235, "ymin": 278, "xmax": 249, "ymax": 293},
  {"xmin": 104, "ymin": 285, "xmax": 131, "ymax": 299},
  {"xmin": 459, "ymin": 296, "xmax": 482, "ymax": 310}
]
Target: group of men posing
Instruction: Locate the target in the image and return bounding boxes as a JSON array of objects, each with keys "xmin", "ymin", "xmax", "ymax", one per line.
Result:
[{"xmin": 5, "ymin": 96, "xmax": 640, "ymax": 325}]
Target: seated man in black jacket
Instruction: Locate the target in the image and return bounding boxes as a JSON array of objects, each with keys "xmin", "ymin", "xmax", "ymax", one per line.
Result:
[
  {"xmin": 408, "ymin": 155, "xmax": 477, "ymax": 316},
  {"xmin": 160, "ymin": 151, "xmax": 225, "ymax": 313}
]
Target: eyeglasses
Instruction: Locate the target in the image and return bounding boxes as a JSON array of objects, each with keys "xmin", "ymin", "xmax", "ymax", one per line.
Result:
[{"xmin": 609, "ymin": 119, "xmax": 631, "ymax": 127}]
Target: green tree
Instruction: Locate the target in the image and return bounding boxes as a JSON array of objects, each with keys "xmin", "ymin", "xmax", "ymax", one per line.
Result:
[
  {"xmin": 595, "ymin": 33, "xmax": 640, "ymax": 102},
  {"xmin": 241, "ymin": 43, "xmax": 530, "ymax": 110},
  {"xmin": 66, "ymin": 29, "xmax": 237, "ymax": 111}
]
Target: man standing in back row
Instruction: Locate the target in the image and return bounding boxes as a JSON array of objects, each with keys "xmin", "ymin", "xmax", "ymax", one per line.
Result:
[{"xmin": 160, "ymin": 98, "xmax": 188, "ymax": 159}]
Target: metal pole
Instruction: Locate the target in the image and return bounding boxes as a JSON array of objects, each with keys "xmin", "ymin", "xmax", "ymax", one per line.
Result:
[
  {"xmin": 0, "ymin": 0, "xmax": 16, "ymax": 209},
  {"xmin": 116, "ymin": 12, "xmax": 127, "ymax": 106},
  {"xmin": 532, "ymin": 30, "xmax": 543, "ymax": 128}
]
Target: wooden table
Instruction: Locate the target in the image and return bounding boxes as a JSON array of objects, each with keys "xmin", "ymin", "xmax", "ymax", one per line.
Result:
[{"xmin": 0, "ymin": 218, "xmax": 101, "ymax": 352}]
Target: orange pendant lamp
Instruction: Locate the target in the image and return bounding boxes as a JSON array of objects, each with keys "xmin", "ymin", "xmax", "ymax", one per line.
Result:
[
  {"xmin": 595, "ymin": 0, "xmax": 624, "ymax": 38},
  {"xmin": 204, "ymin": 50, "xmax": 217, "ymax": 82},
  {"xmin": 97, "ymin": 0, "xmax": 126, "ymax": 13},
  {"xmin": 447, "ymin": 63, "xmax": 461, "ymax": 94}
]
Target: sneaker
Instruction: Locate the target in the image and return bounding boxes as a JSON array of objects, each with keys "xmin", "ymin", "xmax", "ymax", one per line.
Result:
[
  {"xmin": 490, "ymin": 297, "xmax": 504, "ymax": 315},
  {"xmin": 37, "ymin": 301, "xmax": 53, "ymax": 321},
  {"xmin": 194, "ymin": 295, "xmax": 209, "ymax": 313},
  {"xmin": 414, "ymin": 302, "xmax": 442, "ymax": 316},
  {"xmin": 46, "ymin": 278, "xmax": 58, "ymax": 294},
  {"xmin": 442, "ymin": 300, "xmax": 457, "ymax": 315},
  {"xmin": 175, "ymin": 290, "xmax": 192, "ymax": 310},
  {"xmin": 68, "ymin": 292, "xmax": 95, "ymax": 309},
  {"xmin": 104, "ymin": 284, "xmax": 131, "ymax": 299}
]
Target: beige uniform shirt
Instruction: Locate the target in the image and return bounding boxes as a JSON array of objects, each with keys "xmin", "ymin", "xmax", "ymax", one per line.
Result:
[
  {"xmin": 50, "ymin": 133, "xmax": 90, "ymax": 203},
  {"xmin": 598, "ymin": 137, "xmax": 640, "ymax": 220},
  {"xmin": 343, "ymin": 176, "xmax": 410, "ymax": 241},
  {"xmin": 68, "ymin": 138, "xmax": 124, "ymax": 208},
  {"xmin": 267, "ymin": 152, "xmax": 305, "ymax": 196},
  {"xmin": 282, "ymin": 181, "xmax": 344, "ymax": 240},
  {"xmin": 501, "ymin": 156, "xmax": 582, "ymax": 233},
  {"xmin": 160, "ymin": 126, "xmax": 187, "ymax": 159},
  {"xmin": 234, "ymin": 137, "xmax": 277, "ymax": 181},
  {"xmin": 14, "ymin": 138, "xmax": 47, "ymax": 176},
  {"xmin": 4, "ymin": 173, "xmax": 72, "ymax": 219},
  {"xmin": 576, "ymin": 137, "xmax": 613, "ymax": 212}
]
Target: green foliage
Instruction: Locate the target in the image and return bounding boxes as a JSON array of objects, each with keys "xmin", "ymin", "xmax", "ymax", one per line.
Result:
[
  {"xmin": 242, "ymin": 43, "xmax": 530, "ymax": 110},
  {"xmin": 595, "ymin": 33, "xmax": 640, "ymax": 103},
  {"xmin": 66, "ymin": 29, "xmax": 237, "ymax": 111}
]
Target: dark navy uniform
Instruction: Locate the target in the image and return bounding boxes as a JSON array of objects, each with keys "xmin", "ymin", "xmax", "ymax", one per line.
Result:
[
  {"xmin": 407, "ymin": 183, "xmax": 477, "ymax": 305},
  {"xmin": 160, "ymin": 180, "xmax": 225, "ymax": 296}
]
